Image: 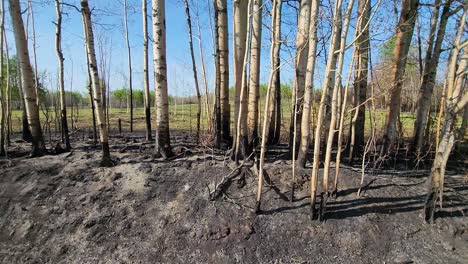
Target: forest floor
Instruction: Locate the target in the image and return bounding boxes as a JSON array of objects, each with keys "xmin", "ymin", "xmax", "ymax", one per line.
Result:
[{"xmin": 0, "ymin": 132, "xmax": 467, "ymax": 263}]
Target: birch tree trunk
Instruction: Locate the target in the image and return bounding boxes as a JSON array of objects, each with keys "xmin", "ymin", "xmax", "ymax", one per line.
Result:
[
  {"xmin": 9, "ymin": 0, "xmax": 44, "ymax": 156},
  {"xmin": 267, "ymin": 0, "xmax": 282, "ymax": 145},
  {"xmin": 81, "ymin": 0, "xmax": 112, "ymax": 166},
  {"xmin": 234, "ymin": 0, "xmax": 253, "ymax": 162},
  {"xmin": 320, "ymin": 0, "xmax": 355, "ymax": 220},
  {"xmin": 296, "ymin": 0, "xmax": 319, "ymax": 169},
  {"xmin": 424, "ymin": 5, "xmax": 467, "ymax": 223},
  {"xmin": 247, "ymin": 0, "xmax": 262, "ymax": 144},
  {"xmin": 54, "ymin": 0, "xmax": 71, "ymax": 151},
  {"xmin": 255, "ymin": 0, "xmax": 282, "ymax": 213},
  {"xmin": 27, "ymin": 0, "xmax": 39, "ymax": 106},
  {"xmin": 347, "ymin": 0, "xmax": 370, "ymax": 162},
  {"xmin": 152, "ymin": 0, "xmax": 172, "ymax": 158},
  {"xmin": 212, "ymin": 0, "xmax": 222, "ymax": 145},
  {"xmin": 309, "ymin": 0, "xmax": 343, "ymax": 220},
  {"xmin": 289, "ymin": 0, "xmax": 311, "ymax": 150},
  {"xmin": 217, "ymin": 0, "xmax": 230, "ymax": 142},
  {"xmin": 381, "ymin": 0, "xmax": 419, "ymax": 155},
  {"xmin": 195, "ymin": 5, "xmax": 212, "ymax": 132},
  {"xmin": 184, "ymin": 0, "xmax": 202, "ymax": 142},
  {"xmin": 412, "ymin": 0, "xmax": 451, "ymax": 154},
  {"xmin": 123, "ymin": 0, "xmax": 134, "ymax": 132},
  {"xmin": 81, "ymin": 11, "xmax": 97, "ymax": 145},
  {"xmin": 142, "ymin": 0, "xmax": 152, "ymax": 141},
  {"xmin": 233, "ymin": 0, "xmax": 248, "ymax": 146}
]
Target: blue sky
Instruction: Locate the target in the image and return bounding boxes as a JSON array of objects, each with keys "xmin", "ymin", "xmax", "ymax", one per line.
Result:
[{"xmin": 4, "ymin": 0, "xmax": 457, "ymax": 97}]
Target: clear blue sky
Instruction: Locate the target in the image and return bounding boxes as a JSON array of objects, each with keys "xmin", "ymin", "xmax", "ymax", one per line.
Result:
[{"xmin": 4, "ymin": 0, "xmax": 453, "ymax": 97}]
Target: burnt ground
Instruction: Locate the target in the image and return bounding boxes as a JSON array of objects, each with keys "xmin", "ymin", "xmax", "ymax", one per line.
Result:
[{"xmin": 0, "ymin": 132, "xmax": 467, "ymax": 263}]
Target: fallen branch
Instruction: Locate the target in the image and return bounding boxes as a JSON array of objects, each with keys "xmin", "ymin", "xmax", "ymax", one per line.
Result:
[{"xmin": 209, "ymin": 153, "xmax": 254, "ymax": 201}]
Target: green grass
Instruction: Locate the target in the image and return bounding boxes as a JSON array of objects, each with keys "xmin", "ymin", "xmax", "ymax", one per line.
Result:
[{"xmin": 9, "ymin": 101, "xmax": 420, "ymax": 140}]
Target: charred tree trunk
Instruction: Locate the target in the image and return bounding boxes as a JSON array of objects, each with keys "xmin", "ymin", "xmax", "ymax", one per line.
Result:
[
  {"xmin": 10, "ymin": 0, "xmax": 44, "ymax": 156},
  {"xmin": 412, "ymin": 0, "xmax": 451, "ymax": 154},
  {"xmin": 267, "ymin": 1, "xmax": 282, "ymax": 145},
  {"xmin": 217, "ymin": 0, "xmax": 230, "ymax": 143},
  {"xmin": 81, "ymin": 0, "xmax": 112, "ymax": 166},
  {"xmin": 54, "ymin": 0, "xmax": 71, "ymax": 151},
  {"xmin": 183, "ymin": 0, "xmax": 202, "ymax": 142},
  {"xmin": 142, "ymin": 0, "xmax": 152, "ymax": 141},
  {"xmin": 347, "ymin": 0, "xmax": 370, "ymax": 162},
  {"xmin": 256, "ymin": 0, "xmax": 282, "ymax": 213}
]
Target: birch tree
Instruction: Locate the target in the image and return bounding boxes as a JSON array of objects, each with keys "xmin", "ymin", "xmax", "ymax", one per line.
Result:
[
  {"xmin": 381, "ymin": 0, "xmax": 419, "ymax": 155},
  {"xmin": 255, "ymin": 0, "xmax": 282, "ymax": 213},
  {"xmin": 247, "ymin": 0, "xmax": 262, "ymax": 144},
  {"xmin": 412, "ymin": 0, "xmax": 455, "ymax": 154},
  {"xmin": 9, "ymin": 0, "xmax": 45, "ymax": 156},
  {"xmin": 267, "ymin": 0, "xmax": 282, "ymax": 145},
  {"xmin": 217, "ymin": 0, "xmax": 230, "ymax": 142},
  {"xmin": 142, "ymin": 0, "xmax": 152, "ymax": 140},
  {"xmin": 296, "ymin": 0, "xmax": 319, "ymax": 168},
  {"xmin": 309, "ymin": 0, "xmax": 343, "ymax": 220},
  {"xmin": 123, "ymin": 0, "xmax": 134, "ymax": 132},
  {"xmin": 152, "ymin": 0, "xmax": 172, "ymax": 158},
  {"xmin": 81, "ymin": 0, "xmax": 112, "ymax": 166},
  {"xmin": 348, "ymin": 0, "xmax": 370, "ymax": 161},
  {"xmin": 424, "ymin": 4, "xmax": 467, "ymax": 223},
  {"xmin": 321, "ymin": 0, "xmax": 355, "ymax": 219},
  {"xmin": 234, "ymin": 0, "xmax": 253, "ymax": 161},
  {"xmin": 54, "ymin": 0, "xmax": 71, "ymax": 151},
  {"xmin": 290, "ymin": 0, "xmax": 311, "ymax": 150},
  {"xmin": 233, "ymin": 0, "xmax": 248, "ymax": 146},
  {"xmin": 183, "ymin": 0, "xmax": 202, "ymax": 141}
]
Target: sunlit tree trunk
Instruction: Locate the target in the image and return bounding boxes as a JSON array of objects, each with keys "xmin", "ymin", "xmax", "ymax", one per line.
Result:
[
  {"xmin": 412, "ymin": 0, "xmax": 451, "ymax": 154},
  {"xmin": 296, "ymin": 0, "xmax": 319, "ymax": 168},
  {"xmin": 309, "ymin": 0, "xmax": 343, "ymax": 220},
  {"xmin": 152, "ymin": 0, "xmax": 172, "ymax": 158},
  {"xmin": 54, "ymin": 0, "xmax": 71, "ymax": 151},
  {"xmin": 381, "ymin": 0, "xmax": 419, "ymax": 155},
  {"xmin": 247, "ymin": 0, "xmax": 262, "ymax": 144},
  {"xmin": 321, "ymin": 0, "xmax": 355, "ymax": 220},
  {"xmin": 234, "ymin": 0, "xmax": 253, "ymax": 162},
  {"xmin": 27, "ymin": 0, "xmax": 39, "ymax": 106},
  {"xmin": 256, "ymin": 0, "xmax": 282, "ymax": 213},
  {"xmin": 142, "ymin": 0, "xmax": 152, "ymax": 141},
  {"xmin": 233, "ymin": 0, "xmax": 248, "ymax": 146},
  {"xmin": 424, "ymin": 4, "xmax": 467, "ymax": 222},
  {"xmin": 289, "ymin": 0, "xmax": 311, "ymax": 150},
  {"xmin": 9, "ymin": 0, "xmax": 44, "ymax": 156},
  {"xmin": 217, "ymin": 0, "xmax": 230, "ymax": 142},
  {"xmin": 184, "ymin": 0, "xmax": 202, "ymax": 142},
  {"xmin": 267, "ymin": 0, "xmax": 282, "ymax": 145},
  {"xmin": 347, "ymin": 0, "xmax": 370, "ymax": 162},
  {"xmin": 81, "ymin": 0, "xmax": 112, "ymax": 166}
]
